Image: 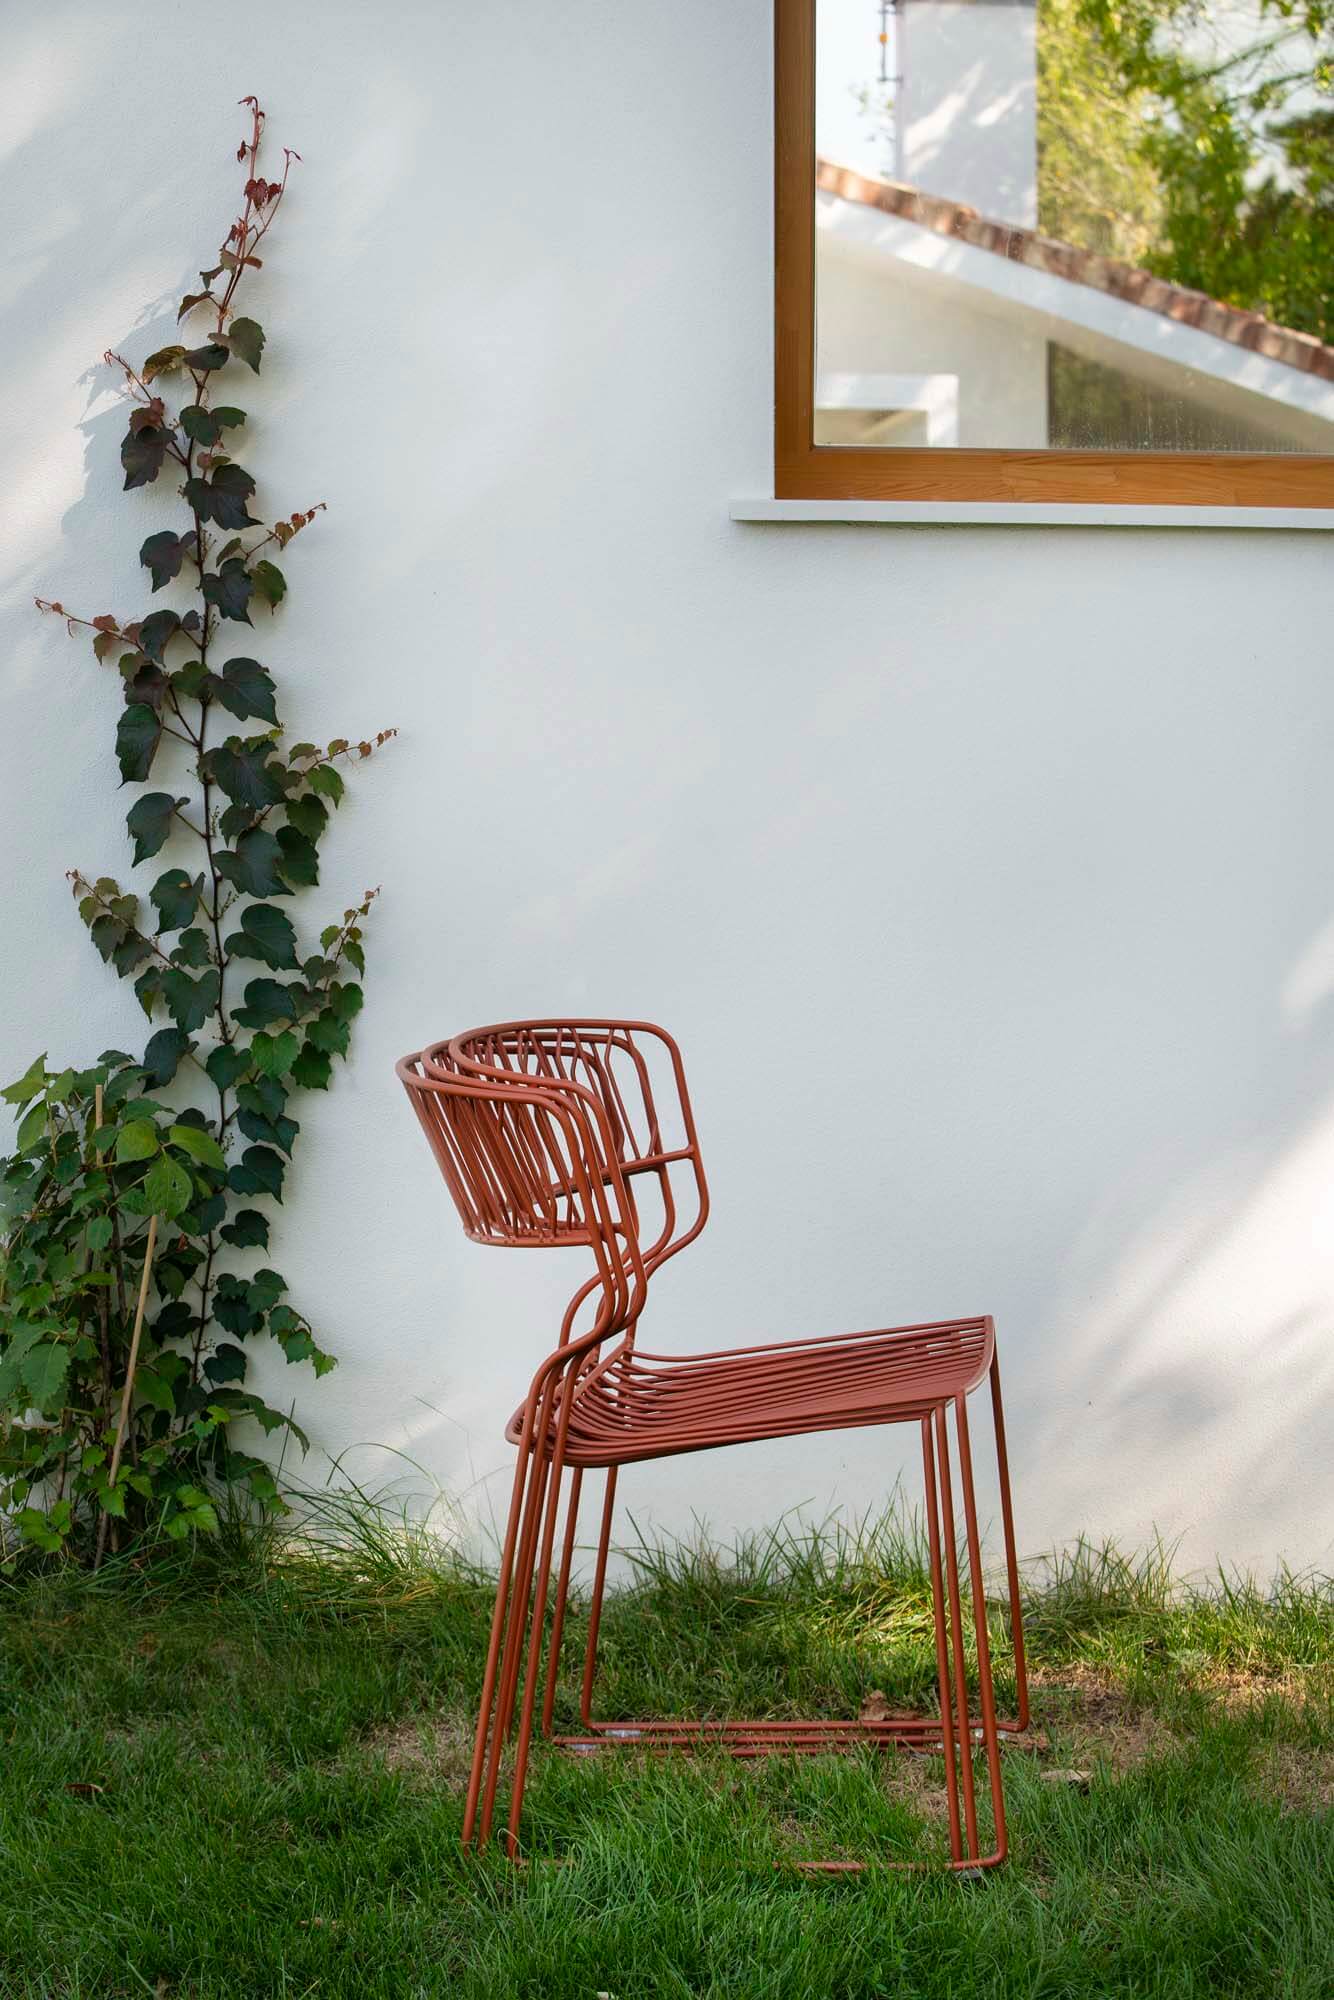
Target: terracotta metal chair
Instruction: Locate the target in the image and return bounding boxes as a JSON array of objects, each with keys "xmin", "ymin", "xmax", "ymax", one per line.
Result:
[{"xmin": 397, "ymin": 1019, "xmax": 1029, "ymax": 1871}]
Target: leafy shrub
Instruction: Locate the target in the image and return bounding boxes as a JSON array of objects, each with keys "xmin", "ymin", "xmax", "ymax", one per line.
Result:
[{"xmin": 0, "ymin": 99, "xmax": 391, "ymax": 1561}]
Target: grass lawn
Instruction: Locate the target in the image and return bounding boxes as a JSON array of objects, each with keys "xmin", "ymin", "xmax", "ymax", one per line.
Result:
[{"xmin": 1, "ymin": 1505, "xmax": 1331, "ymax": 1999}]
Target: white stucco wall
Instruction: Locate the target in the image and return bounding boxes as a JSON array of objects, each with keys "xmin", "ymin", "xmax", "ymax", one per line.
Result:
[{"xmin": 3, "ymin": 1, "xmax": 1333, "ymax": 1582}]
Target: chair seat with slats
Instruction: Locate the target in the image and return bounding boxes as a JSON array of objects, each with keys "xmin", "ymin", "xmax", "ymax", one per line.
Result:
[{"xmin": 507, "ymin": 1317, "xmax": 993, "ymax": 1466}]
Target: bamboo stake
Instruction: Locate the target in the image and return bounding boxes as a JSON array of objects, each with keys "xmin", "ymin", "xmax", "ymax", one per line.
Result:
[
  {"xmin": 93, "ymin": 1211, "xmax": 157, "ymax": 1570},
  {"xmin": 91, "ymin": 1088, "xmax": 111, "ymax": 1396},
  {"xmin": 109, "ymin": 1212, "xmax": 157, "ymax": 1482}
]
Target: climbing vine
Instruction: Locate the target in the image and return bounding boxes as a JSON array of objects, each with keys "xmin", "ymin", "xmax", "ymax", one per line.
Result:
[{"xmin": 0, "ymin": 99, "xmax": 391, "ymax": 1560}]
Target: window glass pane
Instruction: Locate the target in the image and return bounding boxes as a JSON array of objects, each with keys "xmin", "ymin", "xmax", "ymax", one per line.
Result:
[{"xmin": 813, "ymin": 0, "xmax": 1334, "ymax": 453}]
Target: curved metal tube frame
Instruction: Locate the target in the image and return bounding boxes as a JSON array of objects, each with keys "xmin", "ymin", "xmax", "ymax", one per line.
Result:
[{"xmin": 399, "ymin": 1020, "xmax": 1029, "ymax": 1871}]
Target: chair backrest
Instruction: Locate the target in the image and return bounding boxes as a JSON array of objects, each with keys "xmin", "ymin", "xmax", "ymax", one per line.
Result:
[
  {"xmin": 396, "ymin": 1049, "xmax": 646, "ymax": 1343},
  {"xmin": 425, "ymin": 1020, "xmax": 710, "ymax": 1278}
]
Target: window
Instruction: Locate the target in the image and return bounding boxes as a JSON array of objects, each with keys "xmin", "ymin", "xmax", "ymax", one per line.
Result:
[{"xmin": 775, "ymin": 0, "xmax": 1334, "ymax": 505}]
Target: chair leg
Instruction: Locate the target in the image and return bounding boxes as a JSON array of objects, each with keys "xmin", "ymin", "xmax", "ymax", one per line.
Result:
[
  {"xmin": 989, "ymin": 1353, "xmax": 1030, "ymax": 1733},
  {"xmin": 954, "ymin": 1390, "xmax": 1008, "ymax": 1866},
  {"xmin": 478, "ymin": 1441, "xmax": 555, "ymax": 1846},
  {"xmin": 580, "ymin": 1467, "xmax": 619, "ymax": 1726},
  {"xmin": 472, "ymin": 1378, "xmax": 565, "ymax": 1848},
  {"xmin": 921, "ymin": 1413, "xmax": 964, "ymax": 1865},
  {"xmin": 462, "ymin": 1436, "xmax": 543, "ymax": 1847},
  {"xmin": 932, "ymin": 1403, "xmax": 985, "ymax": 1861},
  {"xmin": 541, "ymin": 1465, "xmax": 584, "ymax": 1736},
  {"xmin": 505, "ymin": 1436, "xmax": 578, "ymax": 1857}
]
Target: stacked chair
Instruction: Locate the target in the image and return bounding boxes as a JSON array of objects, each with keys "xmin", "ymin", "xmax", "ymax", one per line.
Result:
[{"xmin": 398, "ymin": 1018, "xmax": 1029, "ymax": 1870}]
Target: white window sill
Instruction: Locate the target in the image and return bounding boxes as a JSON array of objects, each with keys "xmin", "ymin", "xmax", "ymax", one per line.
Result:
[{"xmin": 731, "ymin": 498, "xmax": 1334, "ymax": 530}]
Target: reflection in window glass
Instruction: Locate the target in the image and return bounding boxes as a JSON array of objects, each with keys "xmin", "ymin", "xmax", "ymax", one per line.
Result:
[{"xmin": 813, "ymin": 0, "xmax": 1334, "ymax": 453}]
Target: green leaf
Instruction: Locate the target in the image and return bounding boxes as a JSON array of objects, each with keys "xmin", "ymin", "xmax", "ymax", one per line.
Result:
[
  {"xmin": 227, "ymin": 1145, "xmax": 285, "ymax": 1201},
  {"xmin": 167, "ymin": 1122, "xmax": 225, "ymax": 1170},
  {"xmin": 180, "ymin": 403, "xmax": 221, "ymax": 445},
  {"xmin": 121, "ymin": 424, "xmax": 169, "ymax": 490},
  {"xmin": 0, "ymin": 1324, "xmax": 45, "ymax": 1399},
  {"xmin": 172, "ymin": 659, "xmax": 209, "ymax": 700},
  {"xmin": 214, "ymin": 1275, "xmax": 264, "ymax": 1335},
  {"xmin": 236, "ymin": 1077, "xmax": 298, "ymax": 1154},
  {"xmin": 215, "ymin": 828, "xmax": 289, "ymax": 899},
  {"xmin": 170, "ymin": 928, "xmax": 212, "ymax": 969},
  {"xmin": 226, "ymin": 317, "xmax": 265, "ymax": 373},
  {"xmin": 141, "ymin": 1027, "xmax": 191, "ymax": 1088},
  {"xmin": 16, "ymin": 1507, "xmax": 67, "ymax": 1552},
  {"xmin": 225, "ymin": 904, "xmax": 298, "ymax": 971},
  {"xmin": 275, "ymin": 825, "xmax": 319, "ymax": 887},
  {"xmin": 248, "ymin": 1030, "xmax": 299, "ymax": 1078},
  {"xmin": 202, "ymin": 559, "xmax": 253, "ymax": 625},
  {"xmin": 233, "ymin": 977, "xmax": 299, "ymax": 1029},
  {"xmin": 180, "ymin": 402, "xmax": 247, "ymax": 446},
  {"xmin": 306, "ymin": 1010, "xmax": 351, "ymax": 1058},
  {"xmin": 89, "ymin": 914, "xmax": 122, "ymax": 961},
  {"xmin": 308, "ymin": 764, "xmax": 345, "ymax": 805},
  {"xmin": 140, "ymin": 531, "xmax": 190, "ymax": 592},
  {"xmin": 138, "ymin": 609, "xmax": 182, "ymax": 663},
  {"xmin": 149, "ymin": 869, "xmax": 201, "ymax": 934},
  {"xmin": 251, "ymin": 560, "xmax": 286, "ymax": 607},
  {"xmin": 330, "ymin": 982, "xmax": 364, "ymax": 1024},
  {"xmin": 218, "ymin": 803, "xmax": 255, "ymax": 841},
  {"xmin": 15, "ymin": 1100, "xmax": 48, "ymax": 1149},
  {"xmin": 220, "ymin": 1208, "xmax": 269, "ymax": 1249},
  {"xmin": 205, "ymin": 1044, "xmax": 250, "ymax": 1093},
  {"xmin": 112, "ymin": 931, "xmax": 151, "ymax": 978},
  {"xmin": 115, "ymin": 1119, "xmax": 159, "ymax": 1163},
  {"xmin": 152, "ymin": 1303, "xmax": 194, "ymax": 1344},
  {"xmin": 250, "ymin": 1269, "xmax": 286, "ymax": 1313},
  {"xmin": 121, "ymin": 665, "xmax": 168, "ymax": 718},
  {"xmin": 160, "ymin": 968, "xmax": 220, "ymax": 1034},
  {"xmin": 126, "ymin": 792, "xmax": 181, "ymax": 865},
  {"xmin": 22, "ymin": 1342, "xmax": 69, "ymax": 1411},
  {"xmin": 291, "ymin": 1042, "xmax": 332, "ymax": 1091},
  {"xmin": 133, "ymin": 1367, "xmax": 176, "ymax": 1415},
  {"xmin": 116, "ymin": 703, "xmax": 163, "ymax": 784},
  {"xmin": 181, "ymin": 342, "xmax": 229, "ymax": 371},
  {"xmin": 211, "ymin": 658, "xmax": 277, "ymax": 724},
  {"xmin": 186, "ymin": 1191, "xmax": 227, "ymax": 1235},
  {"xmin": 184, "ymin": 463, "xmax": 258, "ymax": 529},
  {"xmin": 141, "ymin": 344, "xmax": 186, "ymax": 382},
  {"xmin": 133, "ymin": 966, "xmax": 162, "ymax": 1019},
  {"xmin": 1, "ymin": 1055, "xmax": 47, "ymax": 1107},
  {"xmin": 144, "ymin": 1153, "xmax": 192, "ymax": 1218},
  {"xmin": 84, "ymin": 1215, "xmax": 114, "ymax": 1251},
  {"xmin": 203, "ymin": 1344, "xmax": 248, "ymax": 1385},
  {"xmin": 284, "ymin": 794, "xmax": 328, "ymax": 842},
  {"xmin": 203, "ymin": 741, "xmax": 288, "ymax": 809}
]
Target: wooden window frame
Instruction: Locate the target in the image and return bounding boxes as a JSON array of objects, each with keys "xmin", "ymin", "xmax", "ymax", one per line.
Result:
[{"xmin": 774, "ymin": 0, "xmax": 1334, "ymax": 508}]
